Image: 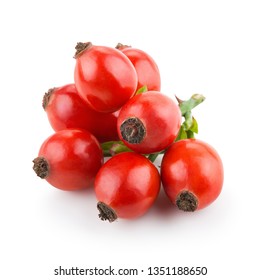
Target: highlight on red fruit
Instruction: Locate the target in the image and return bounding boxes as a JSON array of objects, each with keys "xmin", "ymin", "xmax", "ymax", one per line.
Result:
[
  {"xmin": 33, "ymin": 129, "xmax": 103, "ymax": 191},
  {"xmin": 43, "ymin": 84, "xmax": 119, "ymax": 143},
  {"xmin": 161, "ymin": 139, "xmax": 224, "ymax": 211},
  {"xmin": 117, "ymin": 91, "xmax": 182, "ymax": 154},
  {"xmin": 74, "ymin": 42, "xmax": 138, "ymax": 113},
  {"xmin": 116, "ymin": 43, "xmax": 161, "ymax": 92},
  {"xmin": 95, "ymin": 152, "xmax": 161, "ymax": 222}
]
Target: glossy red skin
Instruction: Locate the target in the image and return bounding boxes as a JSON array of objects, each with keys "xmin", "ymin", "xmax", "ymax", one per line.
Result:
[
  {"xmin": 74, "ymin": 45, "xmax": 138, "ymax": 113},
  {"xmin": 161, "ymin": 139, "xmax": 224, "ymax": 210},
  {"xmin": 45, "ymin": 84, "xmax": 119, "ymax": 143},
  {"xmin": 119, "ymin": 46, "xmax": 161, "ymax": 91},
  {"xmin": 117, "ymin": 91, "xmax": 182, "ymax": 154},
  {"xmin": 95, "ymin": 152, "xmax": 161, "ymax": 219},
  {"xmin": 38, "ymin": 129, "xmax": 103, "ymax": 191}
]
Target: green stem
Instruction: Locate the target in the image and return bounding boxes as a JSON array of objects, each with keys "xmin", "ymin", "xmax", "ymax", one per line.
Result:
[
  {"xmin": 101, "ymin": 141, "xmax": 132, "ymax": 157},
  {"xmin": 178, "ymin": 94, "xmax": 205, "ymax": 116},
  {"xmin": 182, "ymin": 111, "xmax": 193, "ymax": 130},
  {"xmin": 147, "ymin": 153, "xmax": 160, "ymax": 163},
  {"xmin": 175, "ymin": 94, "xmax": 204, "ymax": 141}
]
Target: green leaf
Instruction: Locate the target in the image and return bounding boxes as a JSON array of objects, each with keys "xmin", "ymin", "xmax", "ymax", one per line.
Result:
[
  {"xmin": 189, "ymin": 117, "xmax": 199, "ymax": 133},
  {"xmin": 136, "ymin": 85, "xmax": 148, "ymax": 95},
  {"xmin": 175, "ymin": 125, "xmax": 188, "ymax": 141},
  {"xmin": 186, "ymin": 130, "xmax": 195, "ymax": 139}
]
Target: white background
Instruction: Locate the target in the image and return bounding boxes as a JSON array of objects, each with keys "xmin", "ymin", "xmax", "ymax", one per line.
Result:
[{"xmin": 1, "ymin": 0, "xmax": 259, "ymax": 279}]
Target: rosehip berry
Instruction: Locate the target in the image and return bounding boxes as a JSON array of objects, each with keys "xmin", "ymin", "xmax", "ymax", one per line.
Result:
[
  {"xmin": 33, "ymin": 129, "xmax": 103, "ymax": 191},
  {"xmin": 117, "ymin": 91, "xmax": 182, "ymax": 154},
  {"xmin": 161, "ymin": 139, "xmax": 224, "ymax": 211},
  {"xmin": 116, "ymin": 43, "xmax": 161, "ymax": 91},
  {"xmin": 95, "ymin": 152, "xmax": 161, "ymax": 222},
  {"xmin": 43, "ymin": 84, "xmax": 119, "ymax": 143},
  {"xmin": 74, "ymin": 42, "xmax": 138, "ymax": 113}
]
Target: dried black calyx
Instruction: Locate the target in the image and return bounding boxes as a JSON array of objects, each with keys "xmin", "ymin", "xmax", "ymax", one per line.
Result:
[
  {"xmin": 115, "ymin": 43, "xmax": 131, "ymax": 49},
  {"xmin": 74, "ymin": 42, "xmax": 92, "ymax": 58},
  {"xmin": 120, "ymin": 117, "xmax": 146, "ymax": 144},
  {"xmin": 32, "ymin": 157, "xmax": 49, "ymax": 179},
  {"xmin": 97, "ymin": 202, "xmax": 117, "ymax": 223},
  {"xmin": 42, "ymin": 88, "xmax": 56, "ymax": 110},
  {"xmin": 176, "ymin": 191, "xmax": 198, "ymax": 212}
]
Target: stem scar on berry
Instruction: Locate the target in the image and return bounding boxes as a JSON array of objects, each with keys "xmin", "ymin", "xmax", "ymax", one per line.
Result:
[{"xmin": 120, "ymin": 117, "xmax": 146, "ymax": 144}]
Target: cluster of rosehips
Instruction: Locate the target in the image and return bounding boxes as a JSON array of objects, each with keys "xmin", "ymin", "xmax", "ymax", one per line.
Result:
[{"xmin": 33, "ymin": 42, "xmax": 224, "ymax": 222}]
